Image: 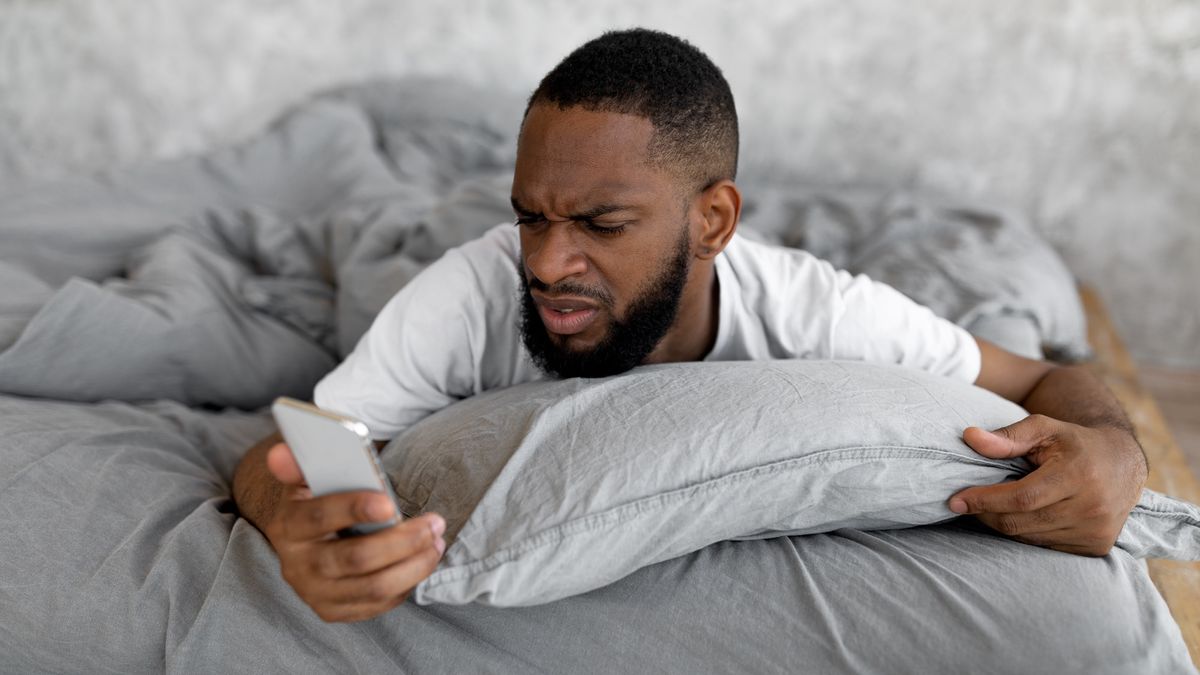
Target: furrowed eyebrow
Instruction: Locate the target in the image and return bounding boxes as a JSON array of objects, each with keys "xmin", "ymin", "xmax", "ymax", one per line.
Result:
[
  {"xmin": 510, "ymin": 197, "xmax": 633, "ymax": 221},
  {"xmin": 510, "ymin": 197, "xmax": 537, "ymax": 215},
  {"xmin": 568, "ymin": 204, "xmax": 629, "ymax": 221}
]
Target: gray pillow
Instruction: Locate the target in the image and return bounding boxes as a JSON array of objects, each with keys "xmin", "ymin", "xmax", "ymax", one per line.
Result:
[{"xmin": 381, "ymin": 360, "xmax": 1200, "ymax": 607}]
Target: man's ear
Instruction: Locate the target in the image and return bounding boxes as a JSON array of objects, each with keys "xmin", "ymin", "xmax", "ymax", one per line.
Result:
[{"xmin": 695, "ymin": 179, "xmax": 741, "ymax": 261}]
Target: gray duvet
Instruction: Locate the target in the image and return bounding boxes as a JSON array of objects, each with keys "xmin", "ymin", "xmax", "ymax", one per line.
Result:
[
  {"xmin": 0, "ymin": 394, "xmax": 1192, "ymax": 673},
  {"xmin": 1, "ymin": 78, "xmax": 1193, "ymax": 673}
]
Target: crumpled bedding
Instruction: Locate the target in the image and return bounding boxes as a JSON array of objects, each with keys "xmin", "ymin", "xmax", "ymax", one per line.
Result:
[
  {"xmin": 738, "ymin": 184, "xmax": 1090, "ymax": 361},
  {"xmin": 0, "ymin": 394, "xmax": 1194, "ymax": 674},
  {"xmin": 0, "ymin": 78, "xmax": 1088, "ymax": 411},
  {"xmin": 0, "ymin": 78, "xmax": 1184, "ymax": 674}
]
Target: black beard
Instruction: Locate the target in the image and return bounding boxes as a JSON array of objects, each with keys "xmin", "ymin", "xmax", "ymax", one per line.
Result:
[{"xmin": 519, "ymin": 229, "xmax": 692, "ymax": 379}]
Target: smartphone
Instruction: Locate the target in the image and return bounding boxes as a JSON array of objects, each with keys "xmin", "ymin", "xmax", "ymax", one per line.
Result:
[{"xmin": 271, "ymin": 397, "xmax": 401, "ymax": 537}]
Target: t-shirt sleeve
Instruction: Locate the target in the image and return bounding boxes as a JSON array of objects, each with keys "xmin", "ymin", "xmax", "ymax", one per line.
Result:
[
  {"xmin": 312, "ymin": 250, "xmax": 481, "ymax": 440},
  {"xmin": 828, "ymin": 268, "xmax": 982, "ymax": 383}
]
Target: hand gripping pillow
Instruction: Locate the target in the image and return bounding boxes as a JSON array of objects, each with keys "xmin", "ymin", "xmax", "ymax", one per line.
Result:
[{"xmin": 379, "ymin": 360, "xmax": 1200, "ymax": 606}]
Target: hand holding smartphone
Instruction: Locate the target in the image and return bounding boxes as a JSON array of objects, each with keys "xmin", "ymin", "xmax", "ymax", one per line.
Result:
[{"xmin": 271, "ymin": 397, "xmax": 402, "ymax": 537}]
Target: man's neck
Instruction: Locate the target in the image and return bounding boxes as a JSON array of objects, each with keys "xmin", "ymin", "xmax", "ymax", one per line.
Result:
[{"xmin": 643, "ymin": 260, "xmax": 719, "ymax": 364}]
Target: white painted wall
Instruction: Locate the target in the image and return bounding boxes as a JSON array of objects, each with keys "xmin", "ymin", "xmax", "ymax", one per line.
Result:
[{"xmin": 2, "ymin": 0, "xmax": 1197, "ymax": 366}]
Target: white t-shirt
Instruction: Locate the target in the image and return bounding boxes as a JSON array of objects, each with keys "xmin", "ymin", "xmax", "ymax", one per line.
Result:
[{"xmin": 314, "ymin": 223, "xmax": 981, "ymax": 440}]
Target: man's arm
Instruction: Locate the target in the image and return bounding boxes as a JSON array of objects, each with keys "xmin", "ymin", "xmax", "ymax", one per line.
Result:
[
  {"xmin": 950, "ymin": 337, "xmax": 1149, "ymax": 556},
  {"xmin": 232, "ymin": 433, "xmax": 446, "ymax": 622},
  {"xmin": 232, "ymin": 431, "xmax": 287, "ymax": 532},
  {"xmin": 230, "ymin": 229, "xmax": 496, "ymax": 620}
]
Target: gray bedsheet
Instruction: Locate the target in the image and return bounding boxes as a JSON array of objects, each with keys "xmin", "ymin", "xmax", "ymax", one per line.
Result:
[
  {"xmin": 0, "ymin": 78, "xmax": 1186, "ymax": 672},
  {"xmin": 0, "ymin": 393, "xmax": 1192, "ymax": 674}
]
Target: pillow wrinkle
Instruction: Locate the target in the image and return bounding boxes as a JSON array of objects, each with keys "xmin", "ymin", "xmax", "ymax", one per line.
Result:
[{"xmin": 384, "ymin": 360, "xmax": 1200, "ymax": 607}]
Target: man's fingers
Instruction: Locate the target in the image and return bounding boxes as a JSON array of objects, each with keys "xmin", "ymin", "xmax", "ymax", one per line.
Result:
[
  {"xmin": 314, "ymin": 514, "xmax": 445, "ymax": 578},
  {"xmin": 313, "ymin": 594, "xmax": 411, "ymax": 624},
  {"xmin": 962, "ymin": 414, "xmax": 1059, "ymax": 460},
  {"xmin": 314, "ymin": 542, "xmax": 444, "ymax": 608},
  {"xmin": 278, "ymin": 511, "xmax": 449, "ymax": 624},
  {"xmin": 346, "ymin": 543, "xmax": 444, "ymax": 603},
  {"xmin": 266, "ymin": 443, "xmax": 306, "ymax": 485},
  {"xmin": 1009, "ymin": 528, "xmax": 1072, "ymax": 547},
  {"xmin": 1046, "ymin": 541, "xmax": 1114, "ymax": 558},
  {"xmin": 975, "ymin": 500, "xmax": 1080, "ymax": 537},
  {"xmin": 948, "ymin": 464, "xmax": 1071, "ymax": 516},
  {"xmin": 1008, "ymin": 529, "xmax": 1114, "ymax": 557},
  {"xmin": 282, "ymin": 491, "xmax": 397, "ymax": 542}
]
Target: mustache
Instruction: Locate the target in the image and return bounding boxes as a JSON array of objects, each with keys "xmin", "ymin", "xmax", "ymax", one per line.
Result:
[{"xmin": 524, "ymin": 274, "xmax": 615, "ymax": 308}]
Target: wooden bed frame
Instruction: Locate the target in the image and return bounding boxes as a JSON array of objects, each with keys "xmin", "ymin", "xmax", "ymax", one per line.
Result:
[{"xmin": 1081, "ymin": 286, "xmax": 1200, "ymax": 664}]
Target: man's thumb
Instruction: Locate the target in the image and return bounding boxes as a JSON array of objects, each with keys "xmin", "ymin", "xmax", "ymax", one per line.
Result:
[
  {"xmin": 266, "ymin": 442, "xmax": 306, "ymax": 485},
  {"xmin": 962, "ymin": 417, "xmax": 1050, "ymax": 459}
]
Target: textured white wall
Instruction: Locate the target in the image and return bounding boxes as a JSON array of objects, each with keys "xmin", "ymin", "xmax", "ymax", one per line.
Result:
[{"xmin": 2, "ymin": 0, "xmax": 1197, "ymax": 366}]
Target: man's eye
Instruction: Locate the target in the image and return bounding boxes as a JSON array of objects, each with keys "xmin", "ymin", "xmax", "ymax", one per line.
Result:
[
  {"xmin": 515, "ymin": 216, "xmax": 546, "ymax": 227},
  {"xmin": 584, "ymin": 222, "xmax": 628, "ymax": 236}
]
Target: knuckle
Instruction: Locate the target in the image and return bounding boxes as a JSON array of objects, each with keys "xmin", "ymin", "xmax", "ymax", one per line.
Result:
[
  {"xmin": 424, "ymin": 543, "xmax": 442, "ymax": 564},
  {"xmin": 1083, "ymin": 502, "xmax": 1110, "ymax": 521},
  {"xmin": 395, "ymin": 522, "xmax": 430, "ymax": 553},
  {"xmin": 342, "ymin": 545, "xmax": 369, "ymax": 574},
  {"xmin": 307, "ymin": 504, "xmax": 327, "ymax": 529},
  {"xmin": 319, "ymin": 549, "xmax": 346, "ymax": 578},
  {"xmin": 1011, "ymin": 489, "xmax": 1039, "ymax": 512},
  {"xmin": 412, "ymin": 525, "xmax": 434, "ymax": 550},
  {"xmin": 353, "ymin": 497, "xmax": 374, "ymax": 524},
  {"xmin": 1029, "ymin": 414, "xmax": 1062, "ymax": 443},
  {"xmin": 275, "ymin": 511, "xmax": 297, "ymax": 542},
  {"xmin": 1023, "ymin": 414, "xmax": 1048, "ymax": 435},
  {"xmin": 994, "ymin": 515, "xmax": 1022, "ymax": 536},
  {"xmin": 309, "ymin": 553, "xmax": 333, "ymax": 580},
  {"xmin": 426, "ymin": 549, "xmax": 443, "ymax": 572},
  {"xmin": 364, "ymin": 576, "xmax": 393, "ymax": 603}
]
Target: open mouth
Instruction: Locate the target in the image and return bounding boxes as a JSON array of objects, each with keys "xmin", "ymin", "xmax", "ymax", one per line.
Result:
[{"xmin": 533, "ymin": 294, "xmax": 601, "ymax": 336}]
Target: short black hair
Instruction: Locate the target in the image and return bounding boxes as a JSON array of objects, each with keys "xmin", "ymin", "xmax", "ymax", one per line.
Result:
[{"xmin": 526, "ymin": 28, "xmax": 738, "ymax": 189}]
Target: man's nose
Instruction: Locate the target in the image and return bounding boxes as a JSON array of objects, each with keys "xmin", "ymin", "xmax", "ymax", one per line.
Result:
[{"xmin": 523, "ymin": 222, "xmax": 588, "ymax": 287}]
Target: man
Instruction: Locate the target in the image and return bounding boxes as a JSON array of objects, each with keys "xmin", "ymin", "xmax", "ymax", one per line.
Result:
[{"xmin": 233, "ymin": 29, "xmax": 1147, "ymax": 623}]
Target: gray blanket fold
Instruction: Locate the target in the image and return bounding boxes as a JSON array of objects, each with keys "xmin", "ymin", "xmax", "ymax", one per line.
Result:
[{"xmin": 0, "ymin": 78, "xmax": 1087, "ymax": 410}]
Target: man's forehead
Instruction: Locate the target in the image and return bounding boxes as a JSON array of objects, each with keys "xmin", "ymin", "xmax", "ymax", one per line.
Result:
[
  {"xmin": 514, "ymin": 104, "xmax": 671, "ymax": 211},
  {"xmin": 519, "ymin": 104, "xmax": 654, "ymax": 156},
  {"xmin": 511, "ymin": 179, "xmax": 654, "ymax": 213}
]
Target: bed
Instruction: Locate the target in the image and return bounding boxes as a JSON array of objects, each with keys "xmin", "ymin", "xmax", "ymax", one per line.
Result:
[
  {"xmin": 2, "ymin": 78, "xmax": 1198, "ymax": 673},
  {"xmin": 1082, "ymin": 286, "xmax": 1200, "ymax": 664}
]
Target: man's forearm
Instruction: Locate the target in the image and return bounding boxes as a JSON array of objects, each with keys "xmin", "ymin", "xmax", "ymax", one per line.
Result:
[
  {"xmin": 1022, "ymin": 365, "xmax": 1131, "ymax": 432},
  {"xmin": 231, "ymin": 430, "xmax": 285, "ymax": 534},
  {"xmin": 1021, "ymin": 365, "xmax": 1145, "ymax": 468}
]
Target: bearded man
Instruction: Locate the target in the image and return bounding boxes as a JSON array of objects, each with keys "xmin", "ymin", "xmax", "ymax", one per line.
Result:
[{"xmin": 233, "ymin": 28, "xmax": 1147, "ymax": 623}]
